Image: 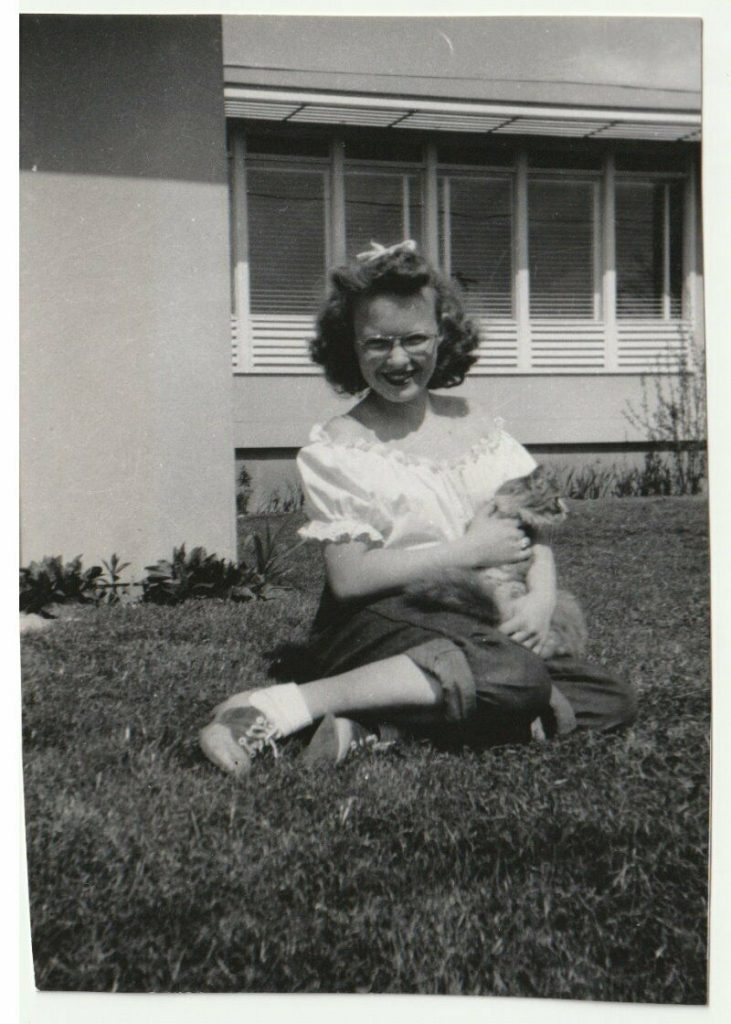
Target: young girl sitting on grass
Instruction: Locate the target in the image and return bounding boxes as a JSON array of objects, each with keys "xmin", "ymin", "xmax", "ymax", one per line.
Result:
[{"xmin": 200, "ymin": 241, "xmax": 637, "ymax": 775}]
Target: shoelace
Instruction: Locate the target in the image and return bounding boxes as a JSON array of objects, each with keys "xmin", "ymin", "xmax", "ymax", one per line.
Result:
[
  {"xmin": 237, "ymin": 714, "xmax": 282, "ymax": 759},
  {"xmin": 348, "ymin": 734, "xmax": 398, "ymax": 755}
]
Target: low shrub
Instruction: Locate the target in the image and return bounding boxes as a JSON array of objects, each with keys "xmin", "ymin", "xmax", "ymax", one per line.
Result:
[
  {"xmin": 141, "ymin": 545, "xmax": 243, "ymax": 605},
  {"xmin": 19, "ymin": 556, "xmax": 103, "ymax": 616},
  {"xmin": 624, "ymin": 339, "xmax": 707, "ymax": 496},
  {"xmin": 20, "ymin": 526, "xmax": 302, "ymax": 616},
  {"xmin": 238, "ymin": 522, "xmax": 303, "ymax": 598},
  {"xmin": 141, "ymin": 533, "xmax": 299, "ymax": 607},
  {"xmin": 554, "ymin": 450, "xmax": 708, "ymax": 501}
]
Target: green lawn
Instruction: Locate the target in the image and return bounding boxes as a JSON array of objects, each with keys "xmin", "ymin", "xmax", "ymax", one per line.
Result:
[{"xmin": 22, "ymin": 497, "xmax": 710, "ymax": 1000}]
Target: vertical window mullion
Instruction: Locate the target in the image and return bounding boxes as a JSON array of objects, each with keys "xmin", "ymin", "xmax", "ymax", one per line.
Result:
[
  {"xmin": 593, "ymin": 180, "xmax": 602, "ymax": 320},
  {"xmin": 323, "ymin": 165, "xmax": 332, "ymax": 270},
  {"xmin": 514, "ymin": 151, "xmax": 531, "ymax": 371},
  {"xmin": 682, "ymin": 156, "xmax": 698, "ymax": 326},
  {"xmin": 402, "ymin": 175, "xmax": 411, "ymax": 240},
  {"xmin": 231, "ymin": 128, "xmax": 252, "ymax": 372},
  {"xmin": 423, "ymin": 140, "xmax": 439, "ymax": 264},
  {"xmin": 330, "ymin": 137, "xmax": 346, "ymax": 265},
  {"xmin": 441, "ymin": 176, "xmax": 451, "ymax": 276},
  {"xmin": 682, "ymin": 157, "xmax": 698, "ymax": 376},
  {"xmin": 662, "ymin": 183, "xmax": 671, "ymax": 320},
  {"xmin": 602, "ymin": 149, "xmax": 618, "ymax": 371}
]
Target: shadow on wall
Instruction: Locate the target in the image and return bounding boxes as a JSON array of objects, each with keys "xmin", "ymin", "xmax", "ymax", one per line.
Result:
[{"xmin": 20, "ymin": 14, "xmax": 227, "ymax": 184}]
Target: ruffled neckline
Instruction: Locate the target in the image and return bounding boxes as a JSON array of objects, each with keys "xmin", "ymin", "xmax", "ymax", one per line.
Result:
[{"xmin": 307, "ymin": 418, "xmax": 505, "ymax": 470}]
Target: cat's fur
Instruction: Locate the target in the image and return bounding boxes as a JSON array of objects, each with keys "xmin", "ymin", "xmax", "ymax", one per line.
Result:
[{"xmin": 405, "ymin": 466, "xmax": 588, "ymax": 659}]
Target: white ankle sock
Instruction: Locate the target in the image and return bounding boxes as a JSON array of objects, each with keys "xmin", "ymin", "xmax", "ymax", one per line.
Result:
[{"xmin": 248, "ymin": 684, "xmax": 313, "ymax": 737}]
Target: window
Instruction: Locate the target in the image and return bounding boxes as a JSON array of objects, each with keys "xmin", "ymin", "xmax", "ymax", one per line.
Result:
[
  {"xmin": 247, "ymin": 166, "xmax": 327, "ymax": 315},
  {"xmin": 345, "ymin": 170, "xmax": 423, "ymax": 259},
  {"xmin": 440, "ymin": 176, "xmax": 513, "ymax": 319},
  {"xmin": 231, "ymin": 127, "xmax": 696, "ymax": 375},
  {"xmin": 528, "ymin": 179, "xmax": 597, "ymax": 319},
  {"xmin": 616, "ymin": 179, "xmax": 683, "ymax": 318}
]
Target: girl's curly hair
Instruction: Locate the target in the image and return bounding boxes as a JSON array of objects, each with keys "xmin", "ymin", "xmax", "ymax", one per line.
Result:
[{"xmin": 310, "ymin": 244, "xmax": 479, "ymax": 394}]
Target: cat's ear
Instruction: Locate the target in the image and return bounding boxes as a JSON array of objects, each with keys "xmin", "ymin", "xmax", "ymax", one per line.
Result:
[{"xmin": 532, "ymin": 463, "xmax": 562, "ymax": 494}]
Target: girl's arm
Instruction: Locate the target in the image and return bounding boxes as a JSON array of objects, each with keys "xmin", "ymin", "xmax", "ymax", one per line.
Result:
[
  {"xmin": 324, "ymin": 516, "xmax": 531, "ymax": 603},
  {"xmin": 525, "ymin": 542, "xmax": 557, "ymax": 609},
  {"xmin": 498, "ymin": 542, "xmax": 557, "ymax": 652}
]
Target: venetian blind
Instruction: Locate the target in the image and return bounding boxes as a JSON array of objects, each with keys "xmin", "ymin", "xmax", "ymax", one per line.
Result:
[
  {"xmin": 345, "ymin": 171, "xmax": 423, "ymax": 259},
  {"xmin": 247, "ymin": 167, "xmax": 327, "ymax": 314},
  {"xmin": 616, "ymin": 180, "xmax": 683, "ymax": 319},
  {"xmin": 441, "ymin": 176, "xmax": 513, "ymax": 318},
  {"xmin": 528, "ymin": 179, "xmax": 596, "ymax": 318}
]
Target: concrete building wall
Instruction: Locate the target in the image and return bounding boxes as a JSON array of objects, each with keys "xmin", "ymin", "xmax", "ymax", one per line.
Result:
[
  {"xmin": 232, "ymin": 373, "xmax": 659, "ymax": 450},
  {"xmin": 20, "ymin": 15, "xmax": 236, "ymax": 578},
  {"xmin": 232, "ymin": 373, "xmax": 687, "ymax": 510}
]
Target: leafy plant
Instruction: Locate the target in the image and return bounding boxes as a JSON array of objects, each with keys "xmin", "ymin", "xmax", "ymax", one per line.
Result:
[
  {"xmin": 556, "ymin": 463, "xmax": 619, "ymax": 500},
  {"xmin": 555, "ymin": 448, "xmax": 706, "ymax": 501},
  {"xmin": 236, "ymin": 523, "xmax": 303, "ymax": 600},
  {"xmin": 20, "ymin": 527, "xmax": 304, "ymax": 616},
  {"xmin": 633, "ymin": 451, "xmax": 673, "ymax": 496},
  {"xmin": 141, "ymin": 545, "xmax": 241, "ymax": 606},
  {"xmin": 19, "ymin": 556, "xmax": 103, "ymax": 617},
  {"xmin": 141, "ymin": 529, "xmax": 302, "ymax": 606},
  {"xmin": 96, "ymin": 554, "xmax": 132, "ymax": 606},
  {"xmin": 236, "ymin": 464, "xmax": 253, "ymax": 516}
]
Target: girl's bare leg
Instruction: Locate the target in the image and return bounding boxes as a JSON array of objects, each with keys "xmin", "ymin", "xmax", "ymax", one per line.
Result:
[
  {"xmin": 213, "ymin": 654, "xmax": 441, "ymax": 720},
  {"xmin": 299, "ymin": 654, "xmax": 442, "ymax": 718}
]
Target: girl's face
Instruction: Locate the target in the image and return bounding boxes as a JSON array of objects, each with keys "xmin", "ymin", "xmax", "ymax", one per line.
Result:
[{"xmin": 353, "ymin": 288, "xmax": 440, "ymax": 405}]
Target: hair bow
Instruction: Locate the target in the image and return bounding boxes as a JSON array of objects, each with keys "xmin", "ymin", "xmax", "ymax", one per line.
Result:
[{"xmin": 355, "ymin": 239, "xmax": 418, "ymax": 263}]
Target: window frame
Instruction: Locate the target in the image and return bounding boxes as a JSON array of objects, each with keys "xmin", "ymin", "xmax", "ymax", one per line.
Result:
[{"xmin": 229, "ymin": 123, "xmax": 698, "ymax": 376}]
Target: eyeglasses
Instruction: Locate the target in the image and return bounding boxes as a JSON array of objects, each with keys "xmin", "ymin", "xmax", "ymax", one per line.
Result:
[{"xmin": 356, "ymin": 332, "xmax": 438, "ymax": 357}]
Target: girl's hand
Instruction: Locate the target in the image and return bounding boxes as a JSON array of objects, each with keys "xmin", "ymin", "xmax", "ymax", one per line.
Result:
[
  {"xmin": 499, "ymin": 593, "xmax": 554, "ymax": 653},
  {"xmin": 459, "ymin": 514, "xmax": 532, "ymax": 569}
]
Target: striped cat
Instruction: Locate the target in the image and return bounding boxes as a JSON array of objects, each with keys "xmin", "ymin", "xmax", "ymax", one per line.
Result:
[{"xmin": 406, "ymin": 466, "xmax": 588, "ymax": 659}]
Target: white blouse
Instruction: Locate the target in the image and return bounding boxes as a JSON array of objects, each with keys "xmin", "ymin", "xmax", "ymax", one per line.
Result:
[{"xmin": 297, "ymin": 419, "xmax": 536, "ymax": 550}]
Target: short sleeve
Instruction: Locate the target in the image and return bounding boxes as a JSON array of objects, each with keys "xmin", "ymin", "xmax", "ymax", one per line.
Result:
[
  {"xmin": 296, "ymin": 440, "xmax": 387, "ymax": 546},
  {"xmin": 462, "ymin": 425, "xmax": 539, "ymax": 507},
  {"xmin": 496, "ymin": 429, "xmax": 538, "ymax": 483}
]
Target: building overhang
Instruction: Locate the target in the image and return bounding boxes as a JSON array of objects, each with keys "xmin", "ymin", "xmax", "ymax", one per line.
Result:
[{"xmin": 224, "ymin": 86, "xmax": 701, "ymax": 143}]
